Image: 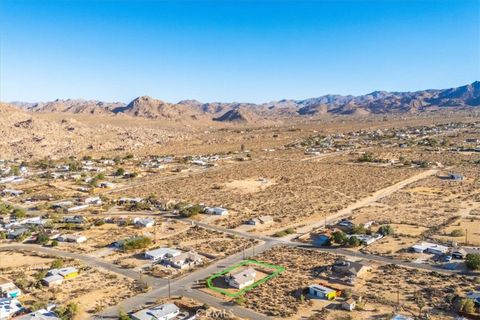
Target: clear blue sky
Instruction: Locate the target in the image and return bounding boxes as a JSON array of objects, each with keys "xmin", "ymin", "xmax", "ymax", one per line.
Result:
[{"xmin": 1, "ymin": 0, "xmax": 479, "ymax": 103}]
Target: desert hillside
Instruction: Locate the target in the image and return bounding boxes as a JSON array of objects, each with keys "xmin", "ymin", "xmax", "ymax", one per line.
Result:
[{"xmin": 8, "ymin": 81, "xmax": 480, "ymax": 123}]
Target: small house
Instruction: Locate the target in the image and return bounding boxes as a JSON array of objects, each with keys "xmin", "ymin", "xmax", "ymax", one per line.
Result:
[
  {"xmin": 0, "ymin": 297, "xmax": 23, "ymax": 319},
  {"xmin": 341, "ymin": 298, "xmax": 356, "ymax": 311},
  {"xmin": 308, "ymin": 284, "xmax": 337, "ymax": 300},
  {"xmin": 130, "ymin": 303, "xmax": 179, "ymax": 320},
  {"xmin": 42, "ymin": 275, "xmax": 63, "ymax": 287},
  {"xmin": 226, "ymin": 267, "xmax": 256, "ymax": 289},
  {"xmin": 169, "ymin": 251, "xmax": 203, "ymax": 269},
  {"xmin": 84, "ymin": 196, "xmax": 102, "ymax": 205},
  {"xmin": 411, "ymin": 242, "xmax": 449, "ymax": 255},
  {"xmin": 134, "ymin": 218, "xmax": 155, "ymax": 228},
  {"xmin": 0, "ymin": 278, "xmax": 21, "ymax": 298},
  {"xmin": 448, "ymin": 173, "xmax": 464, "ymax": 181},
  {"xmin": 332, "ymin": 259, "xmax": 371, "ymax": 284},
  {"xmin": 7, "ymin": 227, "xmax": 29, "ymax": 240},
  {"xmin": 205, "ymin": 207, "xmax": 228, "ymax": 216},
  {"xmin": 1, "ymin": 189, "xmax": 24, "ymax": 197},
  {"xmin": 58, "ymin": 234, "xmax": 87, "ymax": 243},
  {"xmin": 451, "ymin": 248, "xmax": 467, "ymax": 259},
  {"xmin": 63, "ymin": 216, "xmax": 85, "ymax": 224},
  {"xmin": 67, "ymin": 204, "xmax": 89, "ymax": 213},
  {"xmin": 15, "ymin": 308, "xmax": 61, "ymax": 320},
  {"xmin": 47, "ymin": 267, "xmax": 79, "ymax": 279},
  {"xmin": 145, "ymin": 248, "xmax": 181, "ymax": 262}
]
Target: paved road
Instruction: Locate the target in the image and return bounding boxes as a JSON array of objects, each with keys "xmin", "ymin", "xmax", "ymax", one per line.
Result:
[
  {"xmin": 0, "ymin": 244, "xmax": 165, "ymax": 287},
  {"xmin": 98, "ymin": 240, "xmax": 274, "ymax": 319}
]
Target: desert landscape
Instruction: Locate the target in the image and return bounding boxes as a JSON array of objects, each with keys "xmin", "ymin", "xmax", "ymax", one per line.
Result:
[{"xmin": 1, "ymin": 1, "xmax": 479, "ymax": 319}]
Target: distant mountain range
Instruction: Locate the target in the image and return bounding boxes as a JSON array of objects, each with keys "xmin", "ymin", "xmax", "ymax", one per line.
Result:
[{"xmin": 9, "ymin": 81, "xmax": 480, "ymax": 123}]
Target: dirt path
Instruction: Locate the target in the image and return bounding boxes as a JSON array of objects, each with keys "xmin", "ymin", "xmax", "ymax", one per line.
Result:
[{"xmin": 295, "ymin": 168, "xmax": 439, "ymax": 234}]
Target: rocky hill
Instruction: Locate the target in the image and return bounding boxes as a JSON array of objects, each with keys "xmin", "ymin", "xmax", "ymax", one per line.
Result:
[{"xmin": 8, "ymin": 81, "xmax": 480, "ymax": 123}]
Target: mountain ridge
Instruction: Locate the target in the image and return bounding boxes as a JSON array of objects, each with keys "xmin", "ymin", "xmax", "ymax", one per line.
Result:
[{"xmin": 7, "ymin": 81, "xmax": 480, "ymax": 123}]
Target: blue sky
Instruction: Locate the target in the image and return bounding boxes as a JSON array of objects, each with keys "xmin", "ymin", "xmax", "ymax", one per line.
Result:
[{"xmin": 1, "ymin": 0, "xmax": 479, "ymax": 103}]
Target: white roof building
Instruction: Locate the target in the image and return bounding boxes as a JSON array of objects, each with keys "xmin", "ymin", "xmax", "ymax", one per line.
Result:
[
  {"xmin": 226, "ymin": 267, "xmax": 256, "ymax": 289},
  {"xmin": 130, "ymin": 303, "xmax": 179, "ymax": 320},
  {"xmin": 205, "ymin": 207, "xmax": 228, "ymax": 216},
  {"xmin": 15, "ymin": 309, "xmax": 61, "ymax": 320},
  {"xmin": 0, "ymin": 298, "xmax": 23, "ymax": 319},
  {"xmin": 411, "ymin": 242, "xmax": 449, "ymax": 255},
  {"xmin": 145, "ymin": 248, "xmax": 181, "ymax": 261}
]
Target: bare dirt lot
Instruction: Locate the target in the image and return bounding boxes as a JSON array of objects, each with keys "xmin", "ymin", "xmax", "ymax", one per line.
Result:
[{"xmin": 0, "ymin": 250, "xmax": 143, "ymax": 319}]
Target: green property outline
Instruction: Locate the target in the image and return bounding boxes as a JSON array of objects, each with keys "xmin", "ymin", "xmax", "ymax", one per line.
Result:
[{"xmin": 206, "ymin": 259, "xmax": 286, "ymax": 298}]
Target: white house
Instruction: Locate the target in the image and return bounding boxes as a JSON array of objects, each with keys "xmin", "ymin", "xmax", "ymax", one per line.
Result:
[
  {"xmin": 42, "ymin": 275, "xmax": 63, "ymax": 287},
  {"xmin": 205, "ymin": 207, "xmax": 229, "ymax": 216},
  {"xmin": 84, "ymin": 196, "xmax": 102, "ymax": 205},
  {"xmin": 342, "ymin": 298, "xmax": 356, "ymax": 311},
  {"xmin": 130, "ymin": 303, "xmax": 179, "ymax": 320},
  {"xmin": 169, "ymin": 251, "xmax": 203, "ymax": 269},
  {"xmin": 0, "ymin": 278, "xmax": 21, "ymax": 298},
  {"xmin": 58, "ymin": 234, "xmax": 87, "ymax": 243},
  {"xmin": 145, "ymin": 248, "xmax": 181, "ymax": 262},
  {"xmin": 1, "ymin": 189, "xmax": 23, "ymax": 197},
  {"xmin": 67, "ymin": 204, "xmax": 90, "ymax": 212},
  {"xmin": 226, "ymin": 267, "xmax": 256, "ymax": 289},
  {"xmin": 15, "ymin": 308, "xmax": 61, "ymax": 320},
  {"xmin": 0, "ymin": 297, "xmax": 23, "ymax": 319},
  {"xmin": 411, "ymin": 242, "xmax": 449, "ymax": 255},
  {"xmin": 134, "ymin": 218, "xmax": 155, "ymax": 228}
]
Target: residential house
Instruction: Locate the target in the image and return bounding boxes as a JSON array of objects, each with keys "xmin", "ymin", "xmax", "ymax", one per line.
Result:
[
  {"xmin": 308, "ymin": 284, "xmax": 337, "ymax": 300},
  {"xmin": 15, "ymin": 308, "xmax": 61, "ymax": 320},
  {"xmin": 145, "ymin": 248, "xmax": 181, "ymax": 262},
  {"xmin": 0, "ymin": 278, "xmax": 21, "ymax": 298},
  {"xmin": 20, "ymin": 217, "xmax": 46, "ymax": 227},
  {"xmin": 42, "ymin": 275, "xmax": 63, "ymax": 287},
  {"xmin": 169, "ymin": 251, "xmax": 203, "ymax": 269},
  {"xmin": 331, "ymin": 259, "xmax": 371, "ymax": 285},
  {"xmin": 1, "ymin": 189, "xmax": 23, "ymax": 197},
  {"xmin": 451, "ymin": 248, "xmax": 467, "ymax": 259},
  {"xmin": 58, "ymin": 234, "xmax": 87, "ymax": 243},
  {"xmin": 66, "ymin": 204, "xmax": 89, "ymax": 213},
  {"xmin": 51, "ymin": 201, "xmax": 73, "ymax": 210},
  {"xmin": 47, "ymin": 267, "xmax": 79, "ymax": 280},
  {"xmin": 448, "ymin": 173, "xmax": 464, "ymax": 181},
  {"xmin": 337, "ymin": 220, "xmax": 354, "ymax": 230},
  {"xmin": 226, "ymin": 267, "xmax": 256, "ymax": 289},
  {"xmin": 99, "ymin": 182, "xmax": 114, "ymax": 189},
  {"xmin": 84, "ymin": 196, "xmax": 102, "ymax": 205},
  {"xmin": 133, "ymin": 218, "xmax": 155, "ymax": 228},
  {"xmin": 411, "ymin": 242, "xmax": 449, "ymax": 255},
  {"xmin": 205, "ymin": 207, "xmax": 228, "ymax": 216},
  {"xmin": 118, "ymin": 197, "xmax": 143, "ymax": 205},
  {"xmin": 342, "ymin": 298, "xmax": 356, "ymax": 311},
  {"xmin": 130, "ymin": 303, "xmax": 180, "ymax": 320},
  {"xmin": 348, "ymin": 234, "xmax": 383, "ymax": 245},
  {"xmin": 7, "ymin": 227, "xmax": 29, "ymax": 240},
  {"xmin": 62, "ymin": 216, "xmax": 85, "ymax": 224},
  {"xmin": 0, "ymin": 298, "xmax": 23, "ymax": 320}
]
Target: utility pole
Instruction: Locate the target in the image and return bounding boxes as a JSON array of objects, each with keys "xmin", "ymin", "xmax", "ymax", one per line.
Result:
[
  {"xmin": 242, "ymin": 246, "xmax": 245, "ymax": 260},
  {"xmin": 324, "ymin": 212, "xmax": 327, "ymax": 227},
  {"xmin": 397, "ymin": 280, "xmax": 400, "ymax": 307},
  {"xmin": 465, "ymin": 228, "xmax": 468, "ymax": 245},
  {"xmin": 252, "ymin": 245, "xmax": 255, "ymax": 256},
  {"xmin": 168, "ymin": 278, "xmax": 171, "ymax": 299}
]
